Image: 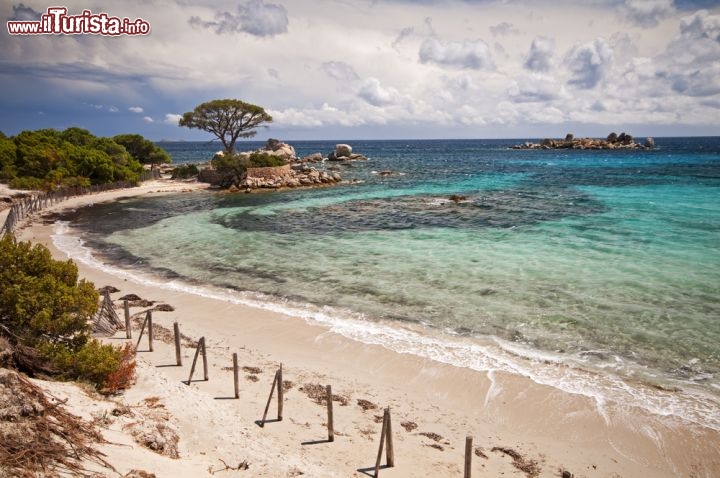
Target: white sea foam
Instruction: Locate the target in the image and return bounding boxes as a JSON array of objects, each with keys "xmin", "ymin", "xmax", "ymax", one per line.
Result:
[{"xmin": 52, "ymin": 221, "xmax": 720, "ymax": 432}]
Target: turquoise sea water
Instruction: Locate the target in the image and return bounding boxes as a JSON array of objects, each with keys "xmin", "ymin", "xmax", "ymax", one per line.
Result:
[{"xmin": 58, "ymin": 138, "xmax": 720, "ymax": 428}]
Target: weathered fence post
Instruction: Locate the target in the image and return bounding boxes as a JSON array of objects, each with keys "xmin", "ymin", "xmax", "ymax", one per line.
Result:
[
  {"xmin": 186, "ymin": 336, "xmax": 207, "ymax": 385},
  {"xmin": 386, "ymin": 407, "xmax": 394, "ymax": 467},
  {"xmin": 259, "ymin": 367, "xmax": 282, "ymax": 427},
  {"xmin": 124, "ymin": 300, "xmax": 131, "ymax": 339},
  {"xmin": 233, "ymin": 353, "xmax": 240, "ymax": 399},
  {"xmin": 372, "ymin": 407, "xmax": 395, "ymax": 477},
  {"xmin": 464, "ymin": 435, "xmax": 473, "ymax": 478},
  {"xmin": 173, "ymin": 322, "xmax": 182, "ymax": 366},
  {"xmin": 147, "ymin": 310, "xmax": 154, "ymax": 352},
  {"xmin": 326, "ymin": 385, "xmax": 335, "ymax": 442},
  {"xmin": 134, "ymin": 312, "xmax": 151, "ymax": 353},
  {"xmin": 277, "ymin": 363, "xmax": 284, "ymax": 421},
  {"xmin": 201, "ymin": 336, "xmax": 208, "ymax": 380}
]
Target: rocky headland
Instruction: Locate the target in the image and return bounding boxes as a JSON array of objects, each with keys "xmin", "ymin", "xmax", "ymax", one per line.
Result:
[
  {"xmin": 198, "ymin": 140, "xmax": 367, "ymax": 191},
  {"xmin": 513, "ymin": 132, "xmax": 655, "ymax": 150}
]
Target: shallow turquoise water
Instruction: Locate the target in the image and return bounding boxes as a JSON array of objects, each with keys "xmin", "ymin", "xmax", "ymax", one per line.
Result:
[{"xmin": 61, "ymin": 138, "xmax": 720, "ymax": 425}]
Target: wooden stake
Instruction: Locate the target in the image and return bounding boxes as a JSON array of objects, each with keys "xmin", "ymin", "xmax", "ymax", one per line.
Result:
[
  {"xmin": 124, "ymin": 300, "xmax": 131, "ymax": 339},
  {"xmin": 201, "ymin": 336, "xmax": 208, "ymax": 381},
  {"xmin": 260, "ymin": 370, "xmax": 279, "ymax": 427},
  {"xmin": 173, "ymin": 322, "xmax": 182, "ymax": 366},
  {"xmin": 385, "ymin": 407, "xmax": 394, "ymax": 467},
  {"xmin": 134, "ymin": 314, "xmax": 149, "ymax": 352},
  {"xmin": 326, "ymin": 385, "xmax": 334, "ymax": 442},
  {"xmin": 373, "ymin": 409, "xmax": 389, "ymax": 477},
  {"xmin": 147, "ymin": 310, "xmax": 153, "ymax": 352},
  {"xmin": 277, "ymin": 363, "xmax": 284, "ymax": 421},
  {"xmin": 464, "ymin": 435, "xmax": 473, "ymax": 478},
  {"xmin": 186, "ymin": 336, "xmax": 205, "ymax": 385},
  {"xmin": 233, "ymin": 353, "xmax": 239, "ymax": 399}
]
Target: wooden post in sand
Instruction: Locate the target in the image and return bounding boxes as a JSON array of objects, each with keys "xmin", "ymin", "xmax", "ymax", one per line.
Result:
[
  {"xmin": 124, "ymin": 300, "xmax": 131, "ymax": 339},
  {"xmin": 186, "ymin": 337, "xmax": 208, "ymax": 385},
  {"xmin": 134, "ymin": 311, "xmax": 152, "ymax": 352},
  {"xmin": 277, "ymin": 363, "xmax": 284, "ymax": 421},
  {"xmin": 259, "ymin": 369, "xmax": 280, "ymax": 427},
  {"xmin": 201, "ymin": 336, "xmax": 208, "ymax": 381},
  {"xmin": 326, "ymin": 385, "xmax": 335, "ymax": 442},
  {"xmin": 373, "ymin": 407, "xmax": 395, "ymax": 476},
  {"xmin": 464, "ymin": 435, "xmax": 473, "ymax": 478},
  {"xmin": 232, "ymin": 353, "xmax": 240, "ymax": 399},
  {"xmin": 173, "ymin": 322, "xmax": 182, "ymax": 366},
  {"xmin": 147, "ymin": 310, "xmax": 153, "ymax": 352}
]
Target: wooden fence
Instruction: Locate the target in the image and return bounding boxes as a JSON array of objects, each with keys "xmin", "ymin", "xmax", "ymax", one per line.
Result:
[{"xmin": 0, "ymin": 169, "xmax": 161, "ymax": 237}]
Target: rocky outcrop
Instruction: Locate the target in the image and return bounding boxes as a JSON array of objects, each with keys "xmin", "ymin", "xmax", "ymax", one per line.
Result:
[
  {"xmin": 328, "ymin": 143, "xmax": 368, "ymax": 161},
  {"xmin": 301, "ymin": 153, "xmax": 324, "ymax": 162},
  {"xmin": 513, "ymin": 132, "xmax": 655, "ymax": 150},
  {"xmin": 261, "ymin": 138, "xmax": 297, "ymax": 160},
  {"xmin": 239, "ymin": 164, "xmax": 341, "ymax": 190},
  {"xmin": 200, "ymin": 139, "xmax": 345, "ymax": 190}
]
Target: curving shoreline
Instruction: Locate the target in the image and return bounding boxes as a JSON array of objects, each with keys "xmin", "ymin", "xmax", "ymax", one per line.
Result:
[{"xmin": 12, "ymin": 177, "xmax": 720, "ymax": 477}]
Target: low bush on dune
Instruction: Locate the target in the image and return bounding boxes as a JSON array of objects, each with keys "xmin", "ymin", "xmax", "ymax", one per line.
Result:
[
  {"xmin": 170, "ymin": 163, "xmax": 199, "ymax": 179},
  {"xmin": 0, "ymin": 234, "xmax": 135, "ymax": 392}
]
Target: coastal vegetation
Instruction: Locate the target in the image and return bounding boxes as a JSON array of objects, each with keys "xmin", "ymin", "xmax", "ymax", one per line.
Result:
[
  {"xmin": 0, "ymin": 234, "xmax": 134, "ymax": 392},
  {"xmin": 178, "ymin": 99, "xmax": 273, "ymax": 154},
  {"xmin": 0, "ymin": 127, "xmax": 169, "ymax": 190},
  {"xmin": 112, "ymin": 133, "xmax": 172, "ymax": 169}
]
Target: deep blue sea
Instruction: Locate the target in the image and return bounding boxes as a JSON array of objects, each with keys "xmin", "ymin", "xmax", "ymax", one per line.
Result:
[{"xmin": 55, "ymin": 138, "xmax": 720, "ymax": 429}]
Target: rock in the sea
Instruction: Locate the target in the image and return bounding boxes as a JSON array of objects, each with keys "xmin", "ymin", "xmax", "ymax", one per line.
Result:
[
  {"xmin": 335, "ymin": 144, "xmax": 352, "ymax": 157},
  {"xmin": 302, "ymin": 152, "xmax": 324, "ymax": 162},
  {"xmin": 513, "ymin": 131, "xmax": 646, "ymax": 151},
  {"xmin": 325, "ymin": 143, "xmax": 369, "ymax": 161},
  {"xmin": 644, "ymin": 137, "xmax": 655, "ymax": 148},
  {"xmin": 262, "ymin": 138, "xmax": 297, "ymax": 160}
]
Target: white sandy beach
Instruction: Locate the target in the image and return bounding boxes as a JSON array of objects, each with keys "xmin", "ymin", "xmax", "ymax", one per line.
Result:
[{"xmin": 9, "ymin": 178, "xmax": 720, "ymax": 477}]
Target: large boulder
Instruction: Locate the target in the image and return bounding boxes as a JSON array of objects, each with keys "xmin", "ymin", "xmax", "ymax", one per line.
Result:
[
  {"xmin": 335, "ymin": 144, "xmax": 352, "ymax": 157},
  {"xmin": 263, "ymin": 138, "xmax": 296, "ymax": 160},
  {"xmin": 644, "ymin": 137, "xmax": 655, "ymax": 149},
  {"xmin": 301, "ymin": 152, "xmax": 324, "ymax": 162}
]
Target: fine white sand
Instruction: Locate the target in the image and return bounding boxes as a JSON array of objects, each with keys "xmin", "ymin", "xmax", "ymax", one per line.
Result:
[{"xmin": 11, "ymin": 178, "xmax": 720, "ymax": 477}]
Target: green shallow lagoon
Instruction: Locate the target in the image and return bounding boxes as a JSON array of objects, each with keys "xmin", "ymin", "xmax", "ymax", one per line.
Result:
[{"xmin": 58, "ymin": 138, "xmax": 720, "ymax": 428}]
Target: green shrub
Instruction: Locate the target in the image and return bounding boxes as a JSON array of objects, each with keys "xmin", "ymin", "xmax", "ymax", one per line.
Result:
[
  {"xmin": 9, "ymin": 176, "xmax": 46, "ymax": 190},
  {"xmin": 171, "ymin": 163, "xmax": 199, "ymax": 179},
  {"xmin": 0, "ymin": 235, "xmax": 135, "ymax": 392},
  {"xmin": 248, "ymin": 152, "xmax": 286, "ymax": 168}
]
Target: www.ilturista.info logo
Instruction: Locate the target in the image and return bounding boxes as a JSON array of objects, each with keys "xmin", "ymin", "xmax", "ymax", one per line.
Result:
[{"xmin": 7, "ymin": 6, "xmax": 150, "ymax": 36}]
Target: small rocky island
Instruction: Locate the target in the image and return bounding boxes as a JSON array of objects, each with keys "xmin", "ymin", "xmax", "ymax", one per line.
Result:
[
  {"xmin": 513, "ymin": 132, "xmax": 655, "ymax": 150},
  {"xmin": 198, "ymin": 140, "xmax": 368, "ymax": 191}
]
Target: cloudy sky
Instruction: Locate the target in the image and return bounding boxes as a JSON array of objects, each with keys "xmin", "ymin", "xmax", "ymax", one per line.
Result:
[{"xmin": 1, "ymin": 0, "xmax": 719, "ymax": 140}]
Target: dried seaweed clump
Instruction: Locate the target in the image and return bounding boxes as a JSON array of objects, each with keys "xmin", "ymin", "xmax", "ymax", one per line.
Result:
[
  {"xmin": 299, "ymin": 383, "xmax": 349, "ymax": 406},
  {"xmin": 492, "ymin": 446, "xmax": 542, "ymax": 478},
  {"xmin": 0, "ymin": 368, "xmax": 113, "ymax": 477}
]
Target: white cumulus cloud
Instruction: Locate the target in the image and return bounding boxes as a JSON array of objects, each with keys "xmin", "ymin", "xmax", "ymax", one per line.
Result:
[
  {"xmin": 164, "ymin": 113, "xmax": 183, "ymax": 124},
  {"xmin": 565, "ymin": 38, "xmax": 614, "ymax": 89},
  {"xmin": 419, "ymin": 38, "xmax": 494, "ymax": 70},
  {"xmin": 357, "ymin": 78, "xmax": 400, "ymax": 107},
  {"xmin": 621, "ymin": 0, "xmax": 675, "ymax": 28},
  {"xmin": 188, "ymin": 0, "xmax": 289, "ymax": 37},
  {"xmin": 524, "ymin": 37, "xmax": 555, "ymax": 72},
  {"xmin": 143, "ymin": 116, "xmax": 154, "ymax": 123},
  {"xmin": 129, "ymin": 106, "xmax": 144, "ymax": 113}
]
